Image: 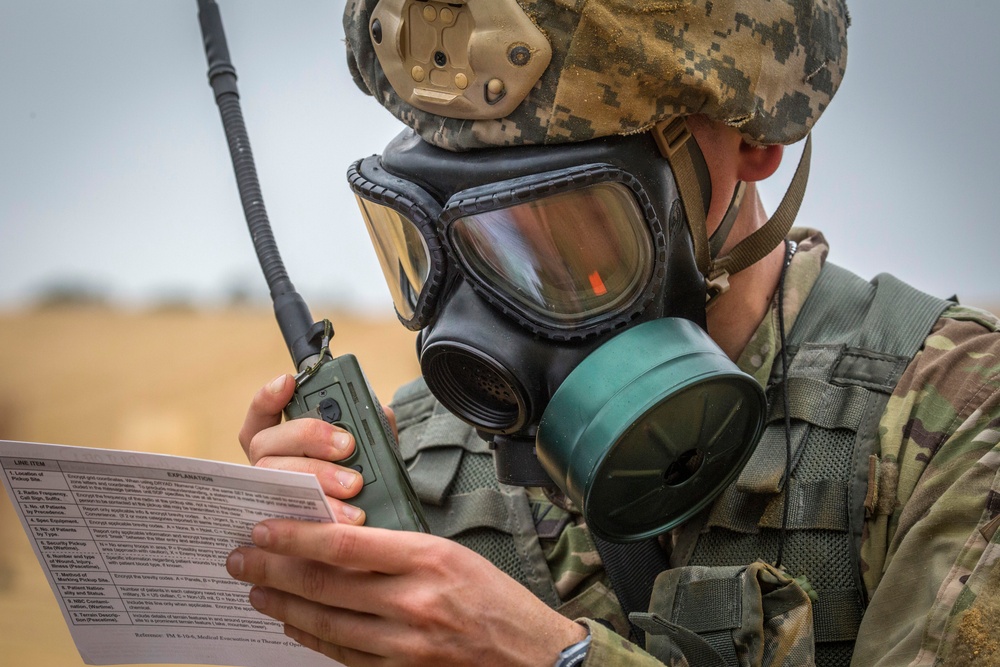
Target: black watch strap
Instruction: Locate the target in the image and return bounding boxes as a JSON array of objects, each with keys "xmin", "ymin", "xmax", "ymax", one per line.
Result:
[{"xmin": 553, "ymin": 630, "xmax": 591, "ymax": 667}]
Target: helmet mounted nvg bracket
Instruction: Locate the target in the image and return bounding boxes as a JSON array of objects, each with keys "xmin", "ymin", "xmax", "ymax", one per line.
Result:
[{"xmin": 368, "ymin": 0, "xmax": 551, "ymax": 120}]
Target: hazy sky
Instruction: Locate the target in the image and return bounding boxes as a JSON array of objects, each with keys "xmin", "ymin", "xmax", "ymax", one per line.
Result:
[{"xmin": 1, "ymin": 1, "xmax": 998, "ymax": 313}]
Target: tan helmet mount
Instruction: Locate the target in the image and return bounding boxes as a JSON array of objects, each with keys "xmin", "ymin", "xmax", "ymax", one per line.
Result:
[{"xmin": 369, "ymin": 0, "xmax": 552, "ymax": 120}]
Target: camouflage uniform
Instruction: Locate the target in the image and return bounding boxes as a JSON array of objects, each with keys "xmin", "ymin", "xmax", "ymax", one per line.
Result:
[{"xmin": 524, "ymin": 229, "xmax": 1000, "ymax": 665}]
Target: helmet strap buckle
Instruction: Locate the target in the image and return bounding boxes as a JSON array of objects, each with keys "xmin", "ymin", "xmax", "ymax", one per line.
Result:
[
  {"xmin": 652, "ymin": 117, "xmax": 693, "ymax": 158},
  {"xmin": 706, "ymin": 270, "xmax": 731, "ymax": 307}
]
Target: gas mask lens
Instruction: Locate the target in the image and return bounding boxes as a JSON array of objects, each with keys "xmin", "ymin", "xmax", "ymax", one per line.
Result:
[
  {"xmin": 355, "ymin": 196, "xmax": 431, "ymax": 321},
  {"xmin": 349, "ymin": 159, "xmax": 660, "ymax": 336},
  {"xmin": 447, "ymin": 182, "xmax": 653, "ymax": 327}
]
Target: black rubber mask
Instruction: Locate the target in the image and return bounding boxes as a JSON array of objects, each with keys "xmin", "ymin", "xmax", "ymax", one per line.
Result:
[{"xmin": 349, "ymin": 129, "xmax": 766, "ymax": 541}]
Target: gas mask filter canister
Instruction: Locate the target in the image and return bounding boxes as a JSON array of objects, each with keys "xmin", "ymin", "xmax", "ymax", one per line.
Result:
[{"xmin": 537, "ymin": 318, "xmax": 766, "ymax": 542}]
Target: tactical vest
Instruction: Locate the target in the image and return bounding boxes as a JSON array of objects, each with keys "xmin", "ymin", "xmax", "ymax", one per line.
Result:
[
  {"xmin": 390, "ymin": 263, "xmax": 949, "ymax": 666},
  {"xmin": 650, "ymin": 264, "xmax": 949, "ymax": 666}
]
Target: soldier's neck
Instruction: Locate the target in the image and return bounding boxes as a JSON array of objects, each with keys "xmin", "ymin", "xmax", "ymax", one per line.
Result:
[{"xmin": 705, "ymin": 190, "xmax": 785, "ymax": 362}]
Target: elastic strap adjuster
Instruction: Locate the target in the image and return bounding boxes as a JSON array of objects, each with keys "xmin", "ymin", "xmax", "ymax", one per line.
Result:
[{"xmin": 653, "ymin": 117, "xmax": 692, "ymax": 158}]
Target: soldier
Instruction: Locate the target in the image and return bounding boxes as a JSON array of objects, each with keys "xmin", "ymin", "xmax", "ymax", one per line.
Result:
[{"xmin": 228, "ymin": 1, "xmax": 1000, "ymax": 665}]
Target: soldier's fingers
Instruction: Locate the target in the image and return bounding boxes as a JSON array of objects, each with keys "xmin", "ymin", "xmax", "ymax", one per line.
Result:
[
  {"xmin": 284, "ymin": 624, "xmax": 383, "ymax": 667},
  {"xmin": 244, "ymin": 416, "xmax": 355, "ymax": 466},
  {"xmin": 327, "ymin": 500, "xmax": 366, "ymax": 526},
  {"xmin": 255, "ymin": 455, "xmax": 365, "ymax": 507},
  {"xmin": 250, "ymin": 520, "xmax": 428, "ymax": 575},
  {"xmin": 239, "ymin": 374, "xmax": 296, "ymax": 456},
  {"xmin": 246, "ymin": 585, "xmax": 388, "ymax": 665}
]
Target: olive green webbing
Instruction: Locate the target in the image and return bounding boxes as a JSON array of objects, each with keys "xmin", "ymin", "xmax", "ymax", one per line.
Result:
[
  {"xmin": 793, "ymin": 263, "xmax": 952, "ymax": 358},
  {"xmin": 708, "ymin": 182, "xmax": 746, "ymax": 258},
  {"xmin": 422, "ymin": 487, "xmax": 511, "ymax": 536},
  {"xmin": 399, "ymin": 400, "xmax": 490, "ymax": 506},
  {"xmin": 711, "ymin": 135, "xmax": 812, "ymax": 279},
  {"xmin": 665, "ymin": 574, "xmax": 856, "ymax": 657},
  {"xmin": 391, "ymin": 378, "xmax": 560, "ymax": 607},
  {"xmin": 407, "ymin": 447, "xmax": 463, "ymax": 506},
  {"xmin": 757, "ymin": 479, "xmax": 849, "ymax": 531},
  {"xmin": 664, "ymin": 128, "xmax": 813, "ymax": 286},
  {"xmin": 811, "ymin": 589, "xmax": 871, "ymax": 643},
  {"xmin": 659, "ymin": 123, "xmax": 713, "ymax": 276},
  {"xmin": 788, "ymin": 263, "xmax": 874, "ymax": 345},
  {"xmin": 733, "ymin": 377, "xmax": 872, "ymax": 496},
  {"xmin": 767, "ymin": 378, "xmax": 872, "ymax": 429},
  {"xmin": 858, "ymin": 273, "xmax": 955, "ymax": 356},
  {"xmin": 630, "ymin": 611, "xmax": 731, "ymax": 667},
  {"xmin": 667, "ymin": 576, "xmax": 742, "ymax": 666},
  {"xmin": 736, "ymin": 422, "xmax": 809, "ymax": 494}
]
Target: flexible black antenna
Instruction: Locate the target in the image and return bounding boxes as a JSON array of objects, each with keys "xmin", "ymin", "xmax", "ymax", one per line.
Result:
[{"xmin": 196, "ymin": 0, "xmax": 322, "ymax": 369}]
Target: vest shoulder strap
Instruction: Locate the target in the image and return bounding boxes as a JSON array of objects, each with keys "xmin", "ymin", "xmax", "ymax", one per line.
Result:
[{"xmin": 789, "ymin": 263, "xmax": 950, "ymax": 357}]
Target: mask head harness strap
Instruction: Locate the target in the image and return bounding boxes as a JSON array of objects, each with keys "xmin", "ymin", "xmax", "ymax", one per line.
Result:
[{"xmin": 652, "ymin": 117, "xmax": 812, "ymax": 306}]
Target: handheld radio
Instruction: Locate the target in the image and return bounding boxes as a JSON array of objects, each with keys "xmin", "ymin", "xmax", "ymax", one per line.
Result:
[{"xmin": 195, "ymin": 0, "xmax": 427, "ymax": 532}]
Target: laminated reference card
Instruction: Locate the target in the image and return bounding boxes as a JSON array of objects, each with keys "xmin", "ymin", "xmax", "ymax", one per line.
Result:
[{"xmin": 0, "ymin": 440, "xmax": 345, "ymax": 667}]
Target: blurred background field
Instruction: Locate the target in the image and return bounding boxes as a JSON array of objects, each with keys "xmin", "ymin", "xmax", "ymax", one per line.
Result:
[{"xmin": 0, "ymin": 303, "xmax": 419, "ymax": 667}]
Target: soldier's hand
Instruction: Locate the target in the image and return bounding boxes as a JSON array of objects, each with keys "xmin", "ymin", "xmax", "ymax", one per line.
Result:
[
  {"xmin": 238, "ymin": 374, "xmax": 369, "ymax": 525},
  {"xmin": 226, "ymin": 519, "xmax": 589, "ymax": 666}
]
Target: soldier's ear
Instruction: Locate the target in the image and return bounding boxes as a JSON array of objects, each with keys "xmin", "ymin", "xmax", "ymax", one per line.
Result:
[{"xmin": 736, "ymin": 141, "xmax": 783, "ymax": 183}]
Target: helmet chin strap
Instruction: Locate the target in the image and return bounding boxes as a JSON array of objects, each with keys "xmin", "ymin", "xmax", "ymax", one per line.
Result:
[{"xmin": 652, "ymin": 118, "xmax": 812, "ymax": 306}]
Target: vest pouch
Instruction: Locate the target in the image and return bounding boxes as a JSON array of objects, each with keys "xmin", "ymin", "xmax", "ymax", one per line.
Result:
[
  {"xmin": 630, "ymin": 560, "xmax": 816, "ymax": 667},
  {"xmin": 391, "ymin": 378, "xmax": 560, "ymax": 606}
]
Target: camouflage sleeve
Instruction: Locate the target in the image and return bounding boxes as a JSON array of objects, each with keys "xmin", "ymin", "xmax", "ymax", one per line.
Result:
[
  {"xmin": 855, "ymin": 305, "xmax": 1000, "ymax": 666},
  {"xmin": 577, "ymin": 618, "xmax": 670, "ymax": 666}
]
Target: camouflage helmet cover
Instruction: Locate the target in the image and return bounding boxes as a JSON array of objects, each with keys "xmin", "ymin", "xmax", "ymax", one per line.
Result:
[{"xmin": 344, "ymin": 0, "xmax": 849, "ymax": 151}]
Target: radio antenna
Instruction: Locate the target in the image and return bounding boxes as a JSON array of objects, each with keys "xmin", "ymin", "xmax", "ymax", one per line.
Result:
[{"xmin": 196, "ymin": 0, "xmax": 322, "ymax": 370}]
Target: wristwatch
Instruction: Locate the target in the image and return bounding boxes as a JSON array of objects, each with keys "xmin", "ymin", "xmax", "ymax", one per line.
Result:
[{"xmin": 553, "ymin": 629, "xmax": 591, "ymax": 667}]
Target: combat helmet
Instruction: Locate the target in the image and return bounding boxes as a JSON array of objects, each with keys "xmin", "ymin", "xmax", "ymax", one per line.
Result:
[{"xmin": 343, "ymin": 0, "xmax": 850, "ymax": 151}]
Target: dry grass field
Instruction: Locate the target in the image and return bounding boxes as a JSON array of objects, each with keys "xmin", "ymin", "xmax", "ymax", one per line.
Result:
[{"xmin": 0, "ymin": 305, "xmax": 419, "ymax": 667}]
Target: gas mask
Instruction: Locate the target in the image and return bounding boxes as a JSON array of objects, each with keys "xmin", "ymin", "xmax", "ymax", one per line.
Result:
[{"xmin": 348, "ymin": 127, "xmax": 767, "ymax": 541}]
